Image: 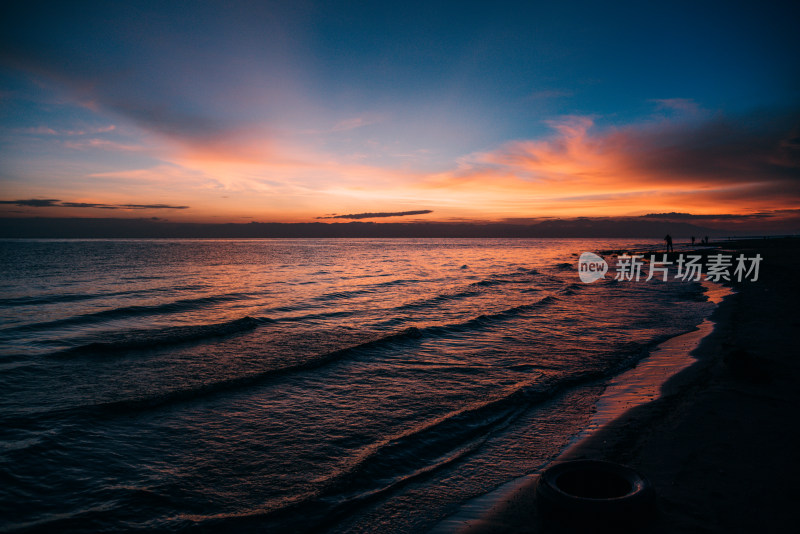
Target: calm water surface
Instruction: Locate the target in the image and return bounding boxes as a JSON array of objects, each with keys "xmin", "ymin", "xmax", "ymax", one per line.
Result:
[{"xmin": 0, "ymin": 239, "xmax": 713, "ymax": 532}]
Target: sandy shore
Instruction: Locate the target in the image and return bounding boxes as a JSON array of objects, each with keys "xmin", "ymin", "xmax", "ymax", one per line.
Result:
[{"xmin": 433, "ymin": 237, "xmax": 800, "ymax": 533}]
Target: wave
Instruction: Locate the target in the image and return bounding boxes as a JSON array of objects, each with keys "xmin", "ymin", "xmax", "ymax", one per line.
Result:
[
  {"xmin": 51, "ymin": 316, "xmax": 269, "ymax": 357},
  {"xmin": 2, "ymin": 329, "xmax": 681, "ymax": 530},
  {"xmin": 470, "ymin": 278, "xmax": 509, "ymax": 287},
  {"xmin": 2, "ymin": 293, "xmax": 253, "ymax": 333},
  {"xmin": 558, "ymin": 282, "xmax": 584, "ymax": 295},
  {"xmin": 313, "ymin": 288, "xmax": 375, "ymax": 302},
  {"xmin": 470, "ymin": 269, "xmax": 540, "ymax": 287},
  {"xmin": 312, "ymin": 380, "xmax": 543, "ymax": 493},
  {"xmin": 182, "ymin": 340, "xmax": 665, "ymax": 533},
  {"xmin": 263, "ymin": 337, "xmax": 675, "ymax": 531},
  {"xmin": 308, "ymin": 270, "xmax": 543, "ymax": 317},
  {"xmin": 31, "ymin": 280, "xmax": 537, "ymax": 360},
  {"xmin": 426, "ymin": 295, "xmax": 558, "ymax": 334},
  {"xmin": 270, "ymin": 270, "xmax": 549, "ymax": 323},
  {"xmin": 53, "ymin": 327, "xmax": 426, "ymax": 418},
  {"xmin": 0, "ymin": 284, "xmax": 211, "ymax": 309},
  {"xmin": 10, "ymin": 292, "xmax": 563, "ymax": 426},
  {"xmin": 164, "ymin": 378, "xmax": 557, "ymax": 532},
  {"xmin": 373, "ymin": 278, "xmax": 421, "ymax": 288},
  {"xmin": 82, "ymin": 296, "xmax": 559, "ymax": 414},
  {"xmin": 393, "ymin": 288, "xmax": 480, "ymax": 312},
  {"xmin": 0, "ymin": 292, "xmax": 110, "ymax": 308},
  {"xmin": 388, "ymin": 269, "xmax": 544, "ymax": 313},
  {"xmin": 20, "ymin": 294, "xmax": 558, "ymax": 418},
  {"xmin": 372, "ymin": 293, "xmax": 559, "ymax": 332},
  {"xmin": 312, "ymin": 278, "xmax": 422, "ymax": 303},
  {"xmin": 0, "ymin": 485, "xmax": 180, "ymax": 533}
]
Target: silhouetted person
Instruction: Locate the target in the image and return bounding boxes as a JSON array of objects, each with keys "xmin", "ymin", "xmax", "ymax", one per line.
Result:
[
  {"xmin": 703, "ymin": 235, "xmax": 709, "ymax": 244},
  {"xmin": 664, "ymin": 234, "xmax": 673, "ymax": 252},
  {"xmin": 691, "ymin": 236, "xmax": 695, "ymax": 245}
]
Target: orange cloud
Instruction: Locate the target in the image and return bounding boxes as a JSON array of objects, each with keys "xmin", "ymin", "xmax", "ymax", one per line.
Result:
[{"xmin": 422, "ymin": 110, "xmax": 800, "ymax": 219}]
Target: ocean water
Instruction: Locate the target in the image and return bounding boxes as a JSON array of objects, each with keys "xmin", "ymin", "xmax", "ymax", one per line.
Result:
[{"xmin": 0, "ymin": 238, "xmax": 714, "ymax": 533}]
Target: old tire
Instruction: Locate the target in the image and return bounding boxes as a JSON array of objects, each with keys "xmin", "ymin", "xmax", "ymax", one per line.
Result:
[{"xmin": 535, "ymin": 459, "xmax": 655, "ymax": 529}]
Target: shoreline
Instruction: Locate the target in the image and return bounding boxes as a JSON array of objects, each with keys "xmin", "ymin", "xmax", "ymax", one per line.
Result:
[
  {"xmin": 431, "ymin": 238, "xmax": 798, "ymax": 533},
  {"xmin": 430, "ymin": 280, "xmax": 732, "ymax": 533},
  {"xmin": 561, "ymin": 281, "xmax": 731, "ymax": 454}
]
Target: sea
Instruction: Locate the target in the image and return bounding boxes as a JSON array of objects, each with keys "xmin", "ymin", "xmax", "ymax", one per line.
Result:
[{"xmin": 0, "ymin": 238, "xmax": 715, "ymax": 533}]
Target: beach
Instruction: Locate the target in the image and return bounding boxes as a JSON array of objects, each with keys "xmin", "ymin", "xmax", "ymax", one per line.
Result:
[{"xmin": 439, "ymin": 237, "xmax": 800, "ymax": 533}]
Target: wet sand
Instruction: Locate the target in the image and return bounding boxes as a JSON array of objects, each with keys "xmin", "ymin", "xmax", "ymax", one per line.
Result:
[{"xmin": 433, "ymin": 237, "xmax": 800, "ymax": 533}]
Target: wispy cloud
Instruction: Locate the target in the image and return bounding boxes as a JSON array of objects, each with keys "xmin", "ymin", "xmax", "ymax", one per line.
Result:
[
  {"xmin": 331, "ymin": 116, "xmax": 378, "ymax": 132},
  {"xmin": 0, "ymin": 199, "xmax": 188, "ymax": 210},
  {"xmin": 21, "ymin": 125, "xmax": 116, "ymax": 136},
  {"xmin": 22, "ymin": 126, "xmax": 58, "ymax": 135},
  {"xmin": 0, "ymin": 199, "xmax": 61, "ymax": 207},
  {"xmin": 317, "ymin": 210, "xmax": 433, "ymax": 220},
  {"xmin": 62, "ymin": 138, "xmax": 143, "ymax": 151}
]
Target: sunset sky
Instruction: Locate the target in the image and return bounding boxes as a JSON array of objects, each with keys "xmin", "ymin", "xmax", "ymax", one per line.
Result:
[{"xmin": 1, "ymin": 1, "xmax": 798, "ymax": 227}]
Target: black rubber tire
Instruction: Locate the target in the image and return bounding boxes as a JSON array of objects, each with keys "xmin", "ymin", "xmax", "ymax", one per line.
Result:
[{"xmin": 535, "ymin": 459, "xmax": 656, "ymax": 529}]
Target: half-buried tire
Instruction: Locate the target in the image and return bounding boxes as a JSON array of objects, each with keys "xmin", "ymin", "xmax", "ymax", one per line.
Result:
[{"xmin": 535, "ymin": 459, "xmax": 655, "ymax": 529}]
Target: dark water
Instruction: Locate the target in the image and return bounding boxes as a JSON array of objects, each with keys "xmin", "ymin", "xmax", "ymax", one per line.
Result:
[{"xmin": 0, "ymin": 239, "xmax": 713, "ymax": 533}]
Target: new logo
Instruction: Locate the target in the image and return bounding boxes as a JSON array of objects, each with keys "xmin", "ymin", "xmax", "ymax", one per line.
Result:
[{"xmin": 578, "ymin": 252, "xmax": 608, "ymax": 283}]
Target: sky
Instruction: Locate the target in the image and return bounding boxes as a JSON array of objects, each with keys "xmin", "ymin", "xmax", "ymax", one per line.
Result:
[{"xmin": 1, "ymin": 0, "xmax": 798, "ymax": 228}]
